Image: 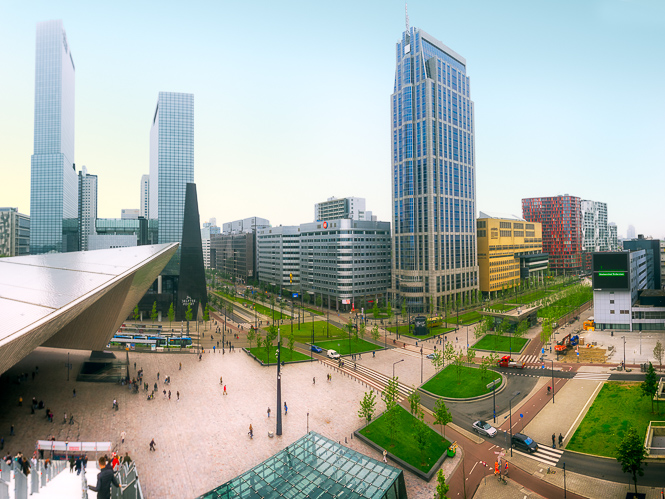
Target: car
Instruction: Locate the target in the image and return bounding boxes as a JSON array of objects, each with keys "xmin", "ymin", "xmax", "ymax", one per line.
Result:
[
  {"xmin": 327, "ymin": 349, "xmax": 340, "ymax": 360},
  {"xmin": 511, "ymin": 433, "xmax": 539, "ymax": 453},
  {"xmin": 311, "ymin": 345, "xmax": 322, "ymax": 353},
  {"xmin": 426, "ymin": 353, "xmax": 437, "ymax": 360},
  {"xmin": 472, "ymin": 420, "xmax": 497, "ymax": 438}
]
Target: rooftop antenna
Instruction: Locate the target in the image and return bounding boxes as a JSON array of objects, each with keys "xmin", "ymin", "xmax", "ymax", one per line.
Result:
[{"xmin": 405, "ymin": 3, "xmax": 410, "ymax": 32}]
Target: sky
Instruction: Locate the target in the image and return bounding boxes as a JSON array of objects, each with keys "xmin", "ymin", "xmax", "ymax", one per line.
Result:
[{"xmin": 0, "ymin": 0, "xmax": 664, "ymax": 238}]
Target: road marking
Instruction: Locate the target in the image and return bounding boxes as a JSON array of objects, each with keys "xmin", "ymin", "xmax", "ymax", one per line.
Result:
[
  {"xmin": 513, "ymin": 445, "xmax": 563, "ymax": 467},
  {"xmin": 572, "ymin": 372, "xmax": 610, "ymax": 381},
  {"xmin": 469, "ymin": 461, "xmax": 479, "ymax": 475},
  {"xmin": 519, "ymin": 354, "xmax": 539, "ymax": 364}
]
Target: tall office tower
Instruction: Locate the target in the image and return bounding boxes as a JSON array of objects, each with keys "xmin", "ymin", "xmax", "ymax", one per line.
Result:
[
  {"xmin": 608, "ymin": 223, "xmax": 618, "ymax": 251},
  {"xmin": 140, "ymin": 174, "xmax": 150, "ymax": 218},
  {"xmin": 522, "ymin": 195, "xmax": 582, "ymax": 273},
  {"xmin": 581, "ymin": 200, "xmax": 609, "ymax": 253},
  {"xmin": 149, "ymin": 92, "xmax": 194, "ymax": 272},
  {"xmin": 78, "ymin": 166, "xmax": 97, "ymax": 251},
  {"xmin": 390, "ymin": 23, "xmax": 478, "ymax": 313},
  {"xmin": 626, "ymin": 224, "xmax": 636, "ymax": 240},
  {"xmin": 30, "ymin": 20, "xmax": 77, "ymax": 254}
]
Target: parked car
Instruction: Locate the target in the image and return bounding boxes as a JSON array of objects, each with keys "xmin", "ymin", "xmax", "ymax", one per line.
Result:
[
  {"xmin": 472, "ymin": 420, "xmax": 497, "ymax": 438},
  {"xmin": 311, "ymin": 345, "xmax": 322, "ymax": 353},
  {"xmin": 327, "ymin": 349, "xmax": 340, "ymax": 360},
  {"xmin": 426, "ymin": 353, "xmax": 437, "ymax": 360},
  {"xmin": 511, "ymin": 433, "xmax": 538, "ymax": 453}
]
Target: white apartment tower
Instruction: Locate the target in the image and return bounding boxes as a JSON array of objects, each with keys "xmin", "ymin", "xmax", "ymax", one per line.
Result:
[
  {"xmin": 581, "ymin": 200, "xmax": 609, "ymax": 252},
  {"xmin": 140, "ymin": 174, "xmax": 150, "ymax": 218}
]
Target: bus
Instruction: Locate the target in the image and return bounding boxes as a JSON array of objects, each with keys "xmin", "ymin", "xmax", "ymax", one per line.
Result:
[{"xmin": 426, "ymin": 317, "xmax": 444, "ymax": 328}]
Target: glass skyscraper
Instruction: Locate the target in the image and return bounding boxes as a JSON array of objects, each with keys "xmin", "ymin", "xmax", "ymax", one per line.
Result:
[
  {"xmin": 149, "ymin": 92, "xmax": 194, "ymax": 274},
  {"xmin": 391, "ymin": 26, "xmax": 478, "ymax": 313},
  {"xmin": 30, "ymin": 20, "xmax": 78, "ymax": 254}
]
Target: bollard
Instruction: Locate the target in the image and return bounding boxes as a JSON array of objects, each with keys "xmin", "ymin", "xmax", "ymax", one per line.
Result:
[{"xmin": 345, "ymin": 437, "xmax": 347, "ymax": 443}]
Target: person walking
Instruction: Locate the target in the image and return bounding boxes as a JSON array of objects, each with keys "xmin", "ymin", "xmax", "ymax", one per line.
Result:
[
  {"xmin": 168, "ymin": 390, "xmax": 171, "ymax": 400},
  {"xmin": 149, "ymin": 439, "xmax": 156, "ymax": 452},
  {"xmin": 69, "ymin": 455, "xmax": 75, "ymax": 473},
  {"xmin": 179, "ymin": 362, "xmax": 182, "ymax": 371},
  {"xmin": 284, "ymin": 402, "xmax": 287, "ymax": 415},
  {"xmin": 120, "ymin": 431, "xmax": 126, "ymax": 444},
  {"xmin": 558, "ymin": 433, "xmax": 563, "ymax": 447},
  {"xmin": 223, "ymin": 385, "xmax": 227, "ymax": 396},
  {"xmin": 176, "ymin": 391, "xmax": 180, "ymax": 401},
  {"xmin": 552, "ymin": 433, "xmax": 556, "ymax": 448},
  {"xmin": 88, "ymin": 456, "xmax": 120, "ymax": 499},
  {"xmin": 220, "ymin": 376, "xmax": 223, "ymax": 385},
  {"xmin": 73, "ymin": 388, "xmax": 76, "ymax": 397},
  {"xmin": 313, "ymin": 377, "xmax": 316, "ymax": 385},
  {"xmin": 157, "ymin": 372, "xmax": 160, "ymax": 381},
  {"xmin": 267, "ymin": 407, "xmax": 271, "ymax": 418},
  {"xmin": 248, "ymin": 424, "xmax": 253, "ymax": 439},
  {"xmin": 382, "ymin": 450, "xmax": 387, "ymax": 463}
]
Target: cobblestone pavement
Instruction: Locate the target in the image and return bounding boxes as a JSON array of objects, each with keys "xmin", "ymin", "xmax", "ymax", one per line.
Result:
[
  {"xmin": 473, "ymin": 473, "xmax": 545, "ymax": 498},
  {"xmin": 0, "ymin": 346, "xmax": 459, "ymax": 499}
]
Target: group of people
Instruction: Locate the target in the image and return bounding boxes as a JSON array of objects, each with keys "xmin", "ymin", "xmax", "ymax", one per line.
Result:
[
  {"xmin": 68, "ymin": 453, "xmax": 89, "ymax": 474},
  {"xmin": 4, "ymin": 451, "xmax": 35, "ymax": 476},
  {"xmin": 552, "ymin": 433, "xmax": 564, "ymax": 448}
]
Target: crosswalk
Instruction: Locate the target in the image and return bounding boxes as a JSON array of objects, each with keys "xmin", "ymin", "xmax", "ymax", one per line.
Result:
[
  {"xmin": 519, "ymin": 354, "xmax": 540, "ymax": 364},
  {"xmin": 513, "ymin": 445, "xmax": 564, "ymax": 467},
  {"xmin": 573, "ymin": 372, "xmax": 611, "ymax": 381}
]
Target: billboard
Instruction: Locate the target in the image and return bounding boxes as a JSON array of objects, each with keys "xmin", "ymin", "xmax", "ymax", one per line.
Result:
[{"xmin": 592, "ymin": 252, "xmax": 629, "ymax": 290}]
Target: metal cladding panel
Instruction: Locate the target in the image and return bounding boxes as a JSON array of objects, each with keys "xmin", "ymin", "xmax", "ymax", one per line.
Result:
[{"xmin": 0, "ymin": 243, "xmax": 178, "ymax": 374}]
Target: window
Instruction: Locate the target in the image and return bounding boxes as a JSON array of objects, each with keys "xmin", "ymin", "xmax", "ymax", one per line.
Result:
[{"xmin": 610, "ymin": 300, "xmax": 614, "ymax": 304}]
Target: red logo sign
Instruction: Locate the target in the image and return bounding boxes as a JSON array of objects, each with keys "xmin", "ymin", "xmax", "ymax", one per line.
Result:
[{"xmin": 323, "ymin": 221, "xmax": 328, "ymax": 228}]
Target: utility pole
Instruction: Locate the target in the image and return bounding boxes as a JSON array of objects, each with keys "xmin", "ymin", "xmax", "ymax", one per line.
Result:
[{"xmin": 276, "ymin": 328, "xmax": 282, "ymax": 436}]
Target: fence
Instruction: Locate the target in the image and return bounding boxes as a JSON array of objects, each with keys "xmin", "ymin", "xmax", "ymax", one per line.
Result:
[{"xmin": 0, "ymin": 458, "xmax": 67, "ymax": 498}]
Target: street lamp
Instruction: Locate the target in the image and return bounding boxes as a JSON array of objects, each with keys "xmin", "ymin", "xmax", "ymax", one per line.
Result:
[
  {"xmin": 276, "ymin": 328, "xmax": 282, "ymax": 436},
  {"xmin": 393, "ymin": 359, "xmax": 404, "ymax": 379},
  {"xmin": 547, "ymin": 359, "xmax": 555, "ymax": 404},
  {"xmin": 621, "ymin": 336, "xmax": 626, "ymax": 370},
  {"xmin": 508, "ymin": 391, "xmax": 521, "ymax": 457},
  {"xmin": 420, "ymin": 347, "xmax": 423, "ymax": 383}
]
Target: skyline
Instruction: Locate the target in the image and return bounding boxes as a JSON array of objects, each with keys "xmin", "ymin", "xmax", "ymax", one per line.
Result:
[{"xmin": 1, "ymin": 1, "xmax": 664, "ymax": 239}]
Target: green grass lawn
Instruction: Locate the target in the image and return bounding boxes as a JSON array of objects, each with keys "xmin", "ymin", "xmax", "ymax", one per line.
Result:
[
  {"xmin": 214, "ymin": 292, "xmax": 291, "ymax": 320},
  {"xmin": 421, "ymin": 365, "xmax": 502, "ymax": 398},
  {"xmin": 473, "ymin": 335, "xmax": 528, "ymax": 353},
  {"xmin": 359, "ymin": 406, "xmax": 450, "ymax": 473},
  {"xmin": 450, "ymin": 311, "xmax": 482, "ymax": 325},
  {"xmin": 303, "ymin": 307, "xmax": 325, "ymax": 316},
  {"xmin": 567, "ymin": 382, "xmax": 665, "ymax": 457},
  {"xmin": 400, "ymin": 326, "xmax": 455, "ymax": 340},
  {"xmin": 386, "ymin": 324, "xmax": 412, "ymax": 335},
  {"xmin": 247, "ymin": 347, "xmax": 311, "ymax": 364},
  {"xmin": 263, "ymin": 320, "xmax": 347, "ymax": 343},
  {"xmin": 505, "ymin": 289, "xmax": 550, "ymax": 305},
  {"xmin": 315, "ymin": 338, "xmax": 383, "ymax": 355}
]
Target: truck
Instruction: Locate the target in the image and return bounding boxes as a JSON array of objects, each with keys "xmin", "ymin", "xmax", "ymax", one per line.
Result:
[
  {"xmin": 555, "ymin": 333, "xmax": 580, "ymax": 353},
  {"xmin": 498, "ymin": 355, "xmax": 526, "ymax": 369},
  {"xmin": 583, "ymin": 317, "xmax": 595, "ymax": 331}
]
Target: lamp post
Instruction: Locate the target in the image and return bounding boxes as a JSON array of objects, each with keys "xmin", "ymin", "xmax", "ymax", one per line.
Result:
[
  {"xmin": 307, "ymin": 411, "xmax": 309, "ymax": 433},
  {"xmin": 508, "ymin": 391, "xmax": 521, "ymax": 457},
  {"xmin": 276, "ymin": 328, "xmax": 282, "ymax": 436},
  {"xmin": 420, "ymin": 347, "xmax": 423, "ymax": 383},
  {"xmin": 621, "ymin": 335, "xmax": 626, "ymax": 370},
  {"xmin": 393, "ymin": 359, "xmax": 404, "ymax": 379},
  {"xmin": 548, "ymin": 359, "xmax": 555, "ymax": 403}
]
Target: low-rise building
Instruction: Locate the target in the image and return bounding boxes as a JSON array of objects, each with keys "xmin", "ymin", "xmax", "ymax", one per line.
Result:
[
  {"xmin": 210, "ymin": 231, "xmax": 255, "ymax": 282},
  {"xmin": 0, "ymin": 207, "xmax": 30, "ymax": 256},
  {"xmin": 94, "ymin": 218, "xmax": 158, "ymax": 248}
]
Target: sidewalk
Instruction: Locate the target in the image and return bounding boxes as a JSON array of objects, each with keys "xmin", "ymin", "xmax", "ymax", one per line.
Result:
[{"xmin": 473, "ymin": 474, "xmax": 545, "ymax": 498}]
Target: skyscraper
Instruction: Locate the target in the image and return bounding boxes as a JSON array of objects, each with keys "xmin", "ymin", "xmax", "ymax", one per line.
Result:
[
  {"xmin": 149, "ymin": 91, "xmax": 194, "ymax": 273},
  {"xmin": 30, "ymin": 20, "xmax": 77, "ymax": 254},
  {"xmin": 78, "ymin": 166, "xmax": 97, "ymax": 251},
  {"xmin": 140, "ymin": 174, "xmax": 150, "ymax": 218},
  {"xmin": 390, "ymin": 24, "xmax": 478, "ymax": 313}
]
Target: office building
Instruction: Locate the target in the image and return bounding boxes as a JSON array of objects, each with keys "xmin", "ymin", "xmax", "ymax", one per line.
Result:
[
  {"xmin": 299, "ymin": 219, "xmax": 391, "ymax": 311},
  {"xmin": 522, "ymin": 195, "xmax": 582, "ymax": 273},
  {"xmin": 476, "ymin": 213, "xmax": 547, "ymax": 296},
  {"xmin": 149, "ymin": 91, "xmax": 194, "ymax": 271},
  {"xmin": 608, "ymin": 223, "xmax": 618, "ymax": 252},
  {"xmin": 121, "ymin": 209, "xmax": 140, "ymax": 219},
  {"xmin": 140, "ymin": 174, "xmax": 150, "ymax": 218},
  {"xmin": 78, "ymin": 166, "xmax": 97, "ymax": 251},
  {"xmin": 592, "ymin": 251, "xmax": 665, "ymax": 331},
  {"xmin": 581, "ymin": 200, "xmax": 609, "ymax": 253},
  {"xmin": 201, "ymin": 219, "xmax": 221, "ymax": 269},
  {"xmin": 256, "ymin": 226, "xmax": 301, "ymax": 288},
  {"xmin": 0, "ymin": 208, "xmax": 30, "ymax": 257},
  {"xmin": 222, "ymin": 217, "xmax": 270, "ymax": 234},
  {"xmin": 623, "ymin": 235, "xmax": 662, "ymax": 290},
  {"xmin": 314, "ymin": 197, "xmax": 373, "ymax": 222},
  {"xmin": 30, "ymin": 20, "xmax": 78, "ymax": 254},
  {"xmin": 210, "ymin": 232, "xmax": 256, "ymax": 282},
  {"xmin": 95, "ymin": 218, "xmax": 158, "ymax": 247},
  {"xmin": 390, "ymin": 23, "xmax": 478, "ymax": 313},
  {"xmin": 627, "ymin": 224, "xmax": 636, "ymax": 240}
]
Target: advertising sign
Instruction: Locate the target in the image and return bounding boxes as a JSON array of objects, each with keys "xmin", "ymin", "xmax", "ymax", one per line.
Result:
[{"xmin": 592, "ymin": 253, "xmax": 629, "ymax": 290}]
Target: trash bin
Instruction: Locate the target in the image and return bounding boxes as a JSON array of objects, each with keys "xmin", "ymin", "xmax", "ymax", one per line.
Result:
[{"xmin": 447, "ymin": 446, "xmax": 456, "ymax": 457}]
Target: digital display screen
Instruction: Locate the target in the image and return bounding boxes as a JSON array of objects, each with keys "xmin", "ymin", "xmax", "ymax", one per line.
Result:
[{"xmin": 592, "ymin": 253, "xmax": 629, "ymax": 290}]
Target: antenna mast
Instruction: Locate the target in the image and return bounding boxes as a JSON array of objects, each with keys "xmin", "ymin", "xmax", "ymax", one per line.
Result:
[{"xmin": 405, "ymin": 4, "xmax": 410, "ymax": 32}]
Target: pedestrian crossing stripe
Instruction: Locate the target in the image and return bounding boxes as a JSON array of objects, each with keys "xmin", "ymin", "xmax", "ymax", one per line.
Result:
[
  {"xmin": 519, "ymin": 355, "xmax": 539, "ymax": 364},
  {"xmin": 513, "ymin": 445, "xmax": 563, "ymax": 467},
  {"xmin": 572, "ymin": 372, "xmax": 610, "ymax": 380}
]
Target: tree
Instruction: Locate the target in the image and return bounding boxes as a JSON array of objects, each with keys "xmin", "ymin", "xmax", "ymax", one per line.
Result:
[
  {"xmin": 443, "ymin": 341, "xmax": 455, "ymax": 368},
  {"xmin": 495, "ymin": 320, "xmax": 509, "ymax": 350},
  {"xmin": 133, "ymin": 305, "xmax": 140, "ymax": 322},
  {"xmin": 370, "ymin": 325, "xmax": 381, "ymax": 342},
  {"xmin": 413, "ymin": 412, "xmax": 430, "ymax": 466},
  {"xmin": 541, "ymin": 318, "xmax": 553, "ymax": 345},
  {"xmin": 167, "ymin": 303, "xmax": 175, "ymax": 327},
  {"xmin": 359, "ymin": 322, "xmax": 367, "ymax": 343},
  {"xmin": 287, "ymin": 330, "xmax": 296, "ymax": 360},
  {"xmin": 264, "ymin": 324, "xmax": 278, "ymax": 363},
  {"xmin": 479, "ymin": 355, "xmax": 490, "ymax": 380},
  {"xmin": 247, "ymin": 327, "xmax": 256, "ymax": 350},
  {"xmin": 430, "ymin": 351, "xmax": 444, "ymax": 372},
  {"xmin": 386, "ymin": 303, "xmax": 394, "ymax": 320},
  {"xmin": 372, "ymin": 303, "xmax": 380, "ymax": 319},
  {"xmin": 226, "ymin": 302, "xmax": 234, "ymax": 320},
  {"xmin": 150, "ymin": 301, "xmax": 158, "ymax": 323},
  {"xmin": 466, "ymin": 347, "xmax": 476, "ymax": 366},
  {"xmin": 434, "ymin": 469, "xmax": 450, "ymax": 499},
  {"xmin": 185, "ymin": 303, "xmax": 193, "ymax": 323},
  {"xmin": 654, "ymin": 341, "xmax": 664, "ymax": 372},
  {"xmin": 203, "ymin": 304, "xmax": 210, "ymax": 328},
  {"xmin": 407, "ymin": 387, "xmax": 421, "ymax": 418},
  {"xmin": 616, "ymin": 426, "xmax": 648, "ymax": 496},
  {"xmin": 515, "ymin": 320, "xmax": 529, "ymax": 343},
  {"xmin": 453, "ymin": 348, "xmax": 465, "ymax": 384},
  {"xmin": 358, "ymin": 390, "xmax": 377, "ymax": 426},
  {"xmin": 401, "ymin": 300, "xmax": 407, "ymax": 322},
  {"xmin": 433, "ymin": 398, "xmax": 452, "ymax": 439},
  {"xmin": 315, "ymin": 294, "xmax": 322, "ymax": 308},
  {"xmin": 641, "ymin": 362, "xmax": 659, "ymax": 414},
  {"xmin": 382, "ymin": 377, "xmax": 400, "ymax": 446}
]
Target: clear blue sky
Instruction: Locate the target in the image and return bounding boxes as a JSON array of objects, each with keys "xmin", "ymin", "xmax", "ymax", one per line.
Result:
[{"xmin": 1, "ymin": 0, "xmax": 663, "ymax": 238}]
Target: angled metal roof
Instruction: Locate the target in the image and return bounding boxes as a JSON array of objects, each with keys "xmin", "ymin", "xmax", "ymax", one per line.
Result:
[{"xmin": 0, "ymin": 243, "xmax": 178, "ymax": 374}]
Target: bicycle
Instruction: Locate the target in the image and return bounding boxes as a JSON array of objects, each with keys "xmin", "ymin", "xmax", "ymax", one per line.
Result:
[{"xmin": 496, "ymin": 473, "xmax": 507, "ymax": 485}]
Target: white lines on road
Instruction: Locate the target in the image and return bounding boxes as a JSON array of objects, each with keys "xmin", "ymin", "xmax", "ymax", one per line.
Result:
[
  {"xmin": 572, "ymin": 372, "xmax": 610, "ymax": 381},
  {"xmin": 519, "ymin": 355, "xmax": 539, "ymax": 364},
  {"xmin": 513, "ymin": 445, "xmax": 563, "ymax": 467}
]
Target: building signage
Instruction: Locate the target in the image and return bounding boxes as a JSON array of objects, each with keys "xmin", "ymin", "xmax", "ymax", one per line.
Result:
[
  {"xmin": 592, "ymin": 253, "xmax": 630, "ymax": 290},
  {"xmin": 182, "ymin": 295, "xmax": 196, "ymax": 306},
  {"xmin": 323, "ymin": 221, "xmax": 328, "ymax": 229}
]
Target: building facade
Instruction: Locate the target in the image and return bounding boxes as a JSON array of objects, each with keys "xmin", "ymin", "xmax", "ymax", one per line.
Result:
[
  {"xmin": 78, "ymin": 166, "xmax": 97, "ymax": 251},
  {"xmin": 608, "ymin": 223, "xmax": 618, "ymax": 252},
  {"xmin": 140, "ymin": 174, "xmax": 150, "ymax": 219},
  {"xmin": 522, "ymin": 195, "xmax": 582, "ymax": 273},
  {"xmin": 30, "ymin": 20, "xmax": 78, "ymax": 254},
  {"xmin": 201, "ymin": 219, "xmax": 221, "ymax": 269},
  {"xmin": 390, "ymin": 25, "xmax": 478, "ymax": 313},
  {"xmin": 0, "ymin": 208, "xmax": 30, "ymax": 257},
  {"xmin": 149, "ymin": 91, "xmax": 194, "ymax": 268},
  {"xmin": 210, "ymin": 232, "xmax": 255, "ymax": 282},
  {"xmin": 314, "ymin": 197, "xmax": 371, "ymax": 222},
  {"xmin": 476, "ymin": 213, "xmax": 546, "ymax": 295},
  {"xmin": 95, "ymin": 218, "xmax": 158, "ymax": 246},
  {"xmin": 222, "ymin": 217, "xmax": 270, "ymax": 235},
  {"xmin": 623, "ymin": 236, "xmax": 662, "ymax": 290},
  {"xmin": 299, "ymin": 219, "xmax": 391, "ymax": 311},
  {"xmin": 121, "ymin": 209, "xmax": 140, "ymax": 219},
  {"xmin": 581, "ymin": 200, "xmax": 609, "ymax": 253},
  {"xmin": 256, "ymin": 226, "xmax": 301, "ymax": 288}
]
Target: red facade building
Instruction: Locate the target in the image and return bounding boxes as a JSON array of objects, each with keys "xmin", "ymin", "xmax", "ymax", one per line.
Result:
[{"xmin": 522, "ymin": 195, "xmax": 582, "ymax": 273}]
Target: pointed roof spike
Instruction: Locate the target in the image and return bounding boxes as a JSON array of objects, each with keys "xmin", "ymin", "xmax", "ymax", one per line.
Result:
[{"xmin": 405, "ymin": 3, "xmax": 410, "ymax": 32}]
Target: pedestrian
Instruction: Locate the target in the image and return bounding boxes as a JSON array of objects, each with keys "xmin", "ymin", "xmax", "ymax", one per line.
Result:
[
  {"xmin": 284, "ymin": 402, "xmax": 287, "ymax": 415},
  {"xmin": 220, "ymin": 376, "xmax": 223, "ymax": 385},
  {"xmin": 223, "ymin": 385, "xmax": 227, "ymax": 395},
  {"xmin": 179, "ymin": 362, "xmax": 182, "ymax": 371},
  {"xmin": 157, "ymin": 372, "xmax": 160, "ymax": 380},
  {"xmin": 248, "ymin": 424, "xmax": 253, "ymax": 438},
  {"xmin": 558, "ymin": 433, "xmax": 563, "ymax": 447},
  {"xmin": 213, "ymin": 346, "xmax": 216, "ymax": 353},
  {"xmin": 134, "ymin": 362, "xmax": 136, "ymax": 370},
  {"xmin": 149, "ymin": 439, "xmax": 156, "ymax": 452},
  {"xmin": 163, "ymin": 389, "xmax": 167, "ymax": 399},
  {"xmin": 122, "ymin": 453, "xmax": 131, "ymax": 465},
  {"xmin": 313, "ymin": 377, "xmax": 316, "ymax": 385},
  {"xmin": 267, "ymin": 407, "xmax": 271, "ymax": 418},
  {"xmin": 382, "ymin": 449, "xmax": 387, "ymax": 463},
  {"xmin": 73, "ymin": 388, "xmax": 76, "ymax": 397},
  {"xmin": 176, "ymin": 391, "xmax": 180, "ymax": 401},
  {"xmin": 168, "ymin": 390, "xmax": 171, "ymax": 400},
  {"xmin": 69, "ymin": 455, "xmax": 75, "ymax": 472},
  {"xmin": 88, "ymin": 456, "xmax": 120, "ymax": 498},
  {"xmin": 18, "ymin": 396, "xmax": 22, "ymax": 407},
  {"xmin": 154, "ymin": 382, "xmax": 157, "ymax": 391},
  {"xmin": 121, "ymin": 431, "xmax": 126, "ymax": 444},
  {"xmin": 552, "ymin": 433, "xmax": 556, "ymax": 448}
]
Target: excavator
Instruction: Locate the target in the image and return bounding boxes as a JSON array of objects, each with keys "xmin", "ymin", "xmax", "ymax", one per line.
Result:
[{"xmin": 555, "ymin": 333, "xmax": 580, "ymax": 353}]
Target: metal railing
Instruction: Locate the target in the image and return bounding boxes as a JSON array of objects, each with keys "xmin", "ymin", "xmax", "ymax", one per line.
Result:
[{"xmin": 0, "ymin": 459, "xmax": 67, "ymax": 498}]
